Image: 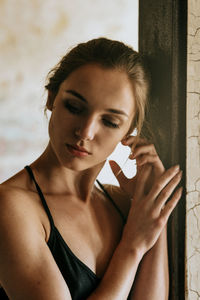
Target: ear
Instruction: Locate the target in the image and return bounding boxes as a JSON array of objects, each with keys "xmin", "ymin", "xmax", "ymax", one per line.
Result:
[{"xmin": 46, "ymin": 90, "xmax": 56, "ymax": 111}]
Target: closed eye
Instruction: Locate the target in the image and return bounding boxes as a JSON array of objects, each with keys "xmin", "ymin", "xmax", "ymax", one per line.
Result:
[
  {"xmin": 103, "ymin": 119, "xmax": 120, "ymax": 129},
  {"xmin": 64, "ymin": 102, "xmax": 84, "ymax": 115}
]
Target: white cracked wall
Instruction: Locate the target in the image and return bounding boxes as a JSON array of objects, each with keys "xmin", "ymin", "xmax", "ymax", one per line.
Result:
[
  {"xmin": 0, "ymin": 0, "xmax": 138, "ymax": 183},
  {"xmin": 186, "ymin": 0, "xmax": 200, "ymax": 299}
]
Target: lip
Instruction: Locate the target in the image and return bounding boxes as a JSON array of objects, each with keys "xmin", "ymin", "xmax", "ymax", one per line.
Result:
[{"xmin": 66, "ymin": 144, "xmax": 91, "ymax": 157}]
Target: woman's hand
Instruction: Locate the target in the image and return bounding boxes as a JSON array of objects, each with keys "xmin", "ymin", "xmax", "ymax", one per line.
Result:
[
  {"xmin": 109, "ymin": 137, "xmax": 165, "ymax": 197},
  {"xmin": 109, "ymin": 137, "xmax": 183, "ymax": 256},
  {"xmin": 126, "ymin": 137, "xmax": 165, "ymax": 193}
]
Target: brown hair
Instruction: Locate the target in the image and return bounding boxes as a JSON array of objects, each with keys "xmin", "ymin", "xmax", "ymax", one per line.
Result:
[{"xmin": 45, "ymin": 37, "xmax": 150, "ymax": 139}]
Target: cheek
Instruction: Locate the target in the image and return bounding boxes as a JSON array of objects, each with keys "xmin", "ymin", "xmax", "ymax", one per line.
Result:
[
  {"xmin": 98, "ymin": 134, "xmax": 121, "ymax": 156},
  {"xmin": 49, "ymin": 110, "xmax": 67, "ymax": 132},
  {"xmin": 98, "ymin": 125, "xmax": 131, "ymax": 157},
  {"xmin": 48, "ymin": 113, "xmax": 65, "ymax": 141}
]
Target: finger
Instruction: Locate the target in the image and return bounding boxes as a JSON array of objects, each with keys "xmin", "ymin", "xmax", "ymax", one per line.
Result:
[
  {"xmin": 131, "ymin": 154, "xmax": 164, "ymax": 176},
  {"xmin": 136, "ymin": 164, "xmax": 153, "ymax": 196},
  {"xmin": 155, "ymin": 170, "xmax": 183, "ymax": 211},
  {"xmin": 122, "ymin": 136, "xmax": 148, "ymax": 148},
  {"xmin": 130, "ymin": 144, "xmax": 157, "ymax": 159},
  {"xmin": 160, "ymin": 186, "xmax": 183, "ymax": 220},
  {"xmin": 129, "ymin": 144, "xmax": 163, "ymax": 172},
  {"xmin": 121, "ymin": 137, "xmax": 138, "ymax": 154},
  {"xmin": 109, "ymin": 160, "xmax": 128, "ymax": 186},
  {"xmin": 148, "ymin": 165, "xmax": 181, "ymax": 200},
  {"xmin": 121, "ymin": 135, "xmax": 135, "ymax": 145},
  {"xmin": 132, "ymin": 154, "xmax": 158, "ymax": 165}
]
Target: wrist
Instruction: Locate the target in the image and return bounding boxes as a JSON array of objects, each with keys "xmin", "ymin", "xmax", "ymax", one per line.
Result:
[
  {"xmin": 118, "ymin": 238, "xmax": 145, "ymax": 263},
  {"xmin": 120, "ymin": 228, "xmax": 147, "ymax": 258}
]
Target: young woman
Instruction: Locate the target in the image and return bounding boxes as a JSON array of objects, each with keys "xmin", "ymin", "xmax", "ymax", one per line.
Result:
[{"xmin": 0, "ymin": 38, "xmax": 182, "ymax": 300}]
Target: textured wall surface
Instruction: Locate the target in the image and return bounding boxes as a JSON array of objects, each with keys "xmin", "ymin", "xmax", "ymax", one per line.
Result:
[
  {"xmin": 0, "ymin": 0, "xmax": 138, "ymax": 183},
  {"xmin": 186, "ymin": 0, "xmax": 200, "ymax": 298}
]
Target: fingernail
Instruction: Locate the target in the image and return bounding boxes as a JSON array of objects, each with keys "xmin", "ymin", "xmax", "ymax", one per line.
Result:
[
  {"xmin": 129, "ymin": 153, "xmax": 136, "ymax": 159},
  {"xmin": 122, "ymin": 139, "xmax": 128, "ymax": 145},
  {"xmin": 174, "ymin": 164, "xmax": 180, "ymax": 171}
]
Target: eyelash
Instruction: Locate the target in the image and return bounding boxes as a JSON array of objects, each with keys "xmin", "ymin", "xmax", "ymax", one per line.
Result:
[
  {"xmin": 65, "ymin": 103, "xmax": 120, "ymax": 129},
  {"xmin": 103, "ymin": 119, "xmax": 120, "ymax": 129},
  {"xmin": 65, "ymin": 103, "xmax": 82, "ymax": 114}
]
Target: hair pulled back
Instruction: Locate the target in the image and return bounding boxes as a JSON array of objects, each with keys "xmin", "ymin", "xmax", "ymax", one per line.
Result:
[{"xmin": 45, "ymin": 37, "xmax": 150, "ymax": 138}]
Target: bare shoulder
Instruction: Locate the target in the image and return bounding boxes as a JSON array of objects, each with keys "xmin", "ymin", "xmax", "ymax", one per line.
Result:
[
  {"xmin": 102, "ymin": 184, "xmax": 131, "ymax": 219},
  {"xmin": 0, "ymin": 169, "xmax": 46, "ymax": 245},
  {"xmin": 0, "ymin": 184, "xmax": 38, "ymax": 224},
  {"xmin": 0, "ymin": 169, "xmax": 41, "ymax": 222},
  {"xmin": 0, "ymin": 183, "xmax": 45, "ymax": 251}
]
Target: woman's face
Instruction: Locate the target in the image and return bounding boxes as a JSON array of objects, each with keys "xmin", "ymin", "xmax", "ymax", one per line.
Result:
[{"xmin": 48, "ymin": 64, "xmax": 135, "ymax": 171}]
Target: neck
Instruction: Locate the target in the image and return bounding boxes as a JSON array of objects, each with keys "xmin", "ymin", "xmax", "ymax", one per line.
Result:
[{"xmin": 31, "ymin": 143, "xmax": 105, "ymax": 202}]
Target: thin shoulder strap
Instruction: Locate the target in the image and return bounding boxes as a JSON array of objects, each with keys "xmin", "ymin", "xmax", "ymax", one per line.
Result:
[
  {"xmin": 25, "ymin": 165, "xmax": 55, "ymax": 227},
  {"xmin": 96, "ymin": 179, "xmax": 126, "ymax": 225}
]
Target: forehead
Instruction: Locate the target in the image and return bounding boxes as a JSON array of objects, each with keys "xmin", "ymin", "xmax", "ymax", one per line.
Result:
[{"xmin": 59, "ymin": 64, "xmax": 135, "ymax": 115}]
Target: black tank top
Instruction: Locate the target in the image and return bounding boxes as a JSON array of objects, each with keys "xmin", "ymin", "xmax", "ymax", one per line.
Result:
[{"xmin": 0, "ymin": 166, "xmax": 126, "ymax": 300}]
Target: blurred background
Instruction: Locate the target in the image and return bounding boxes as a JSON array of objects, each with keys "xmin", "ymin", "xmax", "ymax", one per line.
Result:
[{"xmin": 0, "ymin": 0, "xmax": 138, "ymax": 184}]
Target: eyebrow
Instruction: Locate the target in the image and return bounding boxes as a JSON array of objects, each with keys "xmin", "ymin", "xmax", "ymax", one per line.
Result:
[
  {"xmin": 66, "ymin": 90, "xmax": 87, "ymax": 103},
  {"xmin": 65, "ymin": 89, "xmax": 129, "ymax": 117}
]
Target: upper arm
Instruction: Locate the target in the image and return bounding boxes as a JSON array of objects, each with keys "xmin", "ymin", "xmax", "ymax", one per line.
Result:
[{"xmin": 0, "ymin": 188, "xmax": 72, "ymax": 300}]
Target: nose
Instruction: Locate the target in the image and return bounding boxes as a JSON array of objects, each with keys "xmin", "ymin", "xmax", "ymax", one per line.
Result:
[{"xmin": 75, "ymin": 116, "xmax": 97, "ymax": 141}]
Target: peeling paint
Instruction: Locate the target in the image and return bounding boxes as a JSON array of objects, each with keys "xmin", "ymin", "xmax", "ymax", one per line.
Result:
[{"xmin": 186, "ymin": 0, "xmax": 200, "ymax": 298}]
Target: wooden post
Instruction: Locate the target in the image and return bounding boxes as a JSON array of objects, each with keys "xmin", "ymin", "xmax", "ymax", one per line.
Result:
[{"xmin": 139, "ymin": 1, "xmax": 187, "ymax": 299}]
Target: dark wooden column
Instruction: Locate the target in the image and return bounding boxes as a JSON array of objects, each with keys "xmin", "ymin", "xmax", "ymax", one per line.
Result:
[{"xmin": 139, "ymin": 1, "xmax": 187, "ymax": 299}]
